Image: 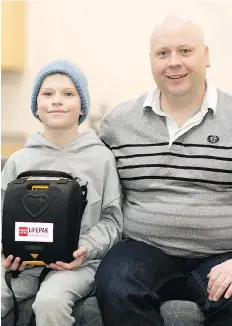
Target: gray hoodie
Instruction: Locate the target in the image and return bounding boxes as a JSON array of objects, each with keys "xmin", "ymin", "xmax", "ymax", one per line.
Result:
[{"xmin": 1, "ymin": 130, "xmax": 123, "ymax": 269}]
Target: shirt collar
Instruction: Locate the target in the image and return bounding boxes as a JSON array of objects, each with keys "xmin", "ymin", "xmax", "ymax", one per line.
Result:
[{"xmin": 142, "ymin": 80, "xmax": 218, "ymax": 116}]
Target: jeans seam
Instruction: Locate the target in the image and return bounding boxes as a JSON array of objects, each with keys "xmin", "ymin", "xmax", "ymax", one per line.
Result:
[
  {"xmin": 153, "ymin": 272, "xmax": 184, "ymax": 293},
  {"xmin": 191, "ymin": 270, "xmax": 209, "ymax": 310}
]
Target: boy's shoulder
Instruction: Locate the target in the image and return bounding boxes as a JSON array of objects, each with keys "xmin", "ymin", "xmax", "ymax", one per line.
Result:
[
  {"xmin": 1, "ymin": 148, "xmax": 33, "ymax": 188},
  {"xmin": 97, "ymin": 141, "xmax": 116, "ymax": 161},
  {"xmin": 83, "ymin": 130, "xmax": 115, "ymax": 159},
  {"xmin": 5, "ymin": 147, "xmax": 31, "ymax": 165},
  {"xmin": 78, "ymin": 129, "xmax": 115, "ymax": 160}
]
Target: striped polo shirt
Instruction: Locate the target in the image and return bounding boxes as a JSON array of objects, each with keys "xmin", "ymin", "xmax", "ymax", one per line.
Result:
[
  {"xmin": 144, "ymin": 80, "xmax": 217, "ymax": 146},
  {"xmin": 99, "ymin": 89, "xmax": 232, "ymax": 257}
]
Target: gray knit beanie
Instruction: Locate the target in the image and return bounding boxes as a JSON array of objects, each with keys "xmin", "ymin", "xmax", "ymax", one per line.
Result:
[{"xmin": 31, "ymin": 59, "xmax": 90, "ymax": 124}]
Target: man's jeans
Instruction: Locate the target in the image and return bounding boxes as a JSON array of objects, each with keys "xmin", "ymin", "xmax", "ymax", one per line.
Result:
[{"xmin": 95, "ymin": 239, "xmax": 232, "ymax": 326}]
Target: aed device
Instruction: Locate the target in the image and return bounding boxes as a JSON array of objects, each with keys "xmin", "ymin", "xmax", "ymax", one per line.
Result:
[{"xmin": 2, "ymin": 170, "xmax": 87, "ymax": 266}]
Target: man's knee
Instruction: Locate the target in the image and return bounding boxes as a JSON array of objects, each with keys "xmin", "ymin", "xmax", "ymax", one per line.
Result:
[
  {"xmin": 96, "ymin": 256, "xmax": 133, "ymax": 302},
  {"xmin": 97, "ymin": 265, "xmax": 129, "ymax": 296}
]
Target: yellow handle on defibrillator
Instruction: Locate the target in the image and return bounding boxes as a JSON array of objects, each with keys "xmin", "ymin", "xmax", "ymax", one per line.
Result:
[
  {"xmin": 24, "ymin": 261, "xmax": 46, "ymax": 266},
  {"xmin": 32, "ymin": 185, "xmax": 49, "ymax": 190}
]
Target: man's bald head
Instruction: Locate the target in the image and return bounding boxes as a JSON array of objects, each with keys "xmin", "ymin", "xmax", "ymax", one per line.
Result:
[
  {"xmin": 149, "ymin": 14, "xmax": 210, "ymax": 100},
  {"xmin": 150, "ymin": 15, "xmax": 205, "ymax": 50}
]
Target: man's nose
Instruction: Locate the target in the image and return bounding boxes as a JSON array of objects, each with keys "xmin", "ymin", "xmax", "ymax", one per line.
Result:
[{"xmin": 168, "ymin": 52, "xmax": 182, "ymax": 67}]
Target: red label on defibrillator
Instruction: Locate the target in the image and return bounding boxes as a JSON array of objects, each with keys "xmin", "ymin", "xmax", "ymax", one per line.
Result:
[
  {"xmin": 19, "ymin": 227, "xmax": 28, "ymax": 236},
  {"xmin": 15, "ymin": 222, "xmax": 53, "ymax": 242}
]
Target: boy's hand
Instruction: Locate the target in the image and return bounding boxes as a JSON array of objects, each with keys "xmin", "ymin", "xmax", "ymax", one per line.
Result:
[
  {"xmin": 1, "ymin": 249, "xmax": 32, "ymax": 272},
  {"xmin": 2, "ymin": 254, "xmax": 27, "ymax": 272},
  {"xmin": 47, "ymin": 246, "xmax": 87, "ymax": 271}
]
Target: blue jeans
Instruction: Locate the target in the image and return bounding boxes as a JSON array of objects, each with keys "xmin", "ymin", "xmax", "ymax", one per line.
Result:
[{"xmin": 95, "ymin": 239, "xmax": 232, "ymax": 326}]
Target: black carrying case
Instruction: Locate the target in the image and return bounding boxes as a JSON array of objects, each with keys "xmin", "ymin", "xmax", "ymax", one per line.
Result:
[{"xmin": 2, "ymin": 170, "xmax": 87, "ymax": 265}]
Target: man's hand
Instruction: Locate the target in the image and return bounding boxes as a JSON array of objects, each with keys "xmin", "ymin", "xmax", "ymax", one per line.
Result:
[
  {"xmin": 47, "ymin": 246, "xmax": 87, "ymax": 271},
  {"xmin": 207, "ymin": 259, "xmax": 232, "ymax": 302}
]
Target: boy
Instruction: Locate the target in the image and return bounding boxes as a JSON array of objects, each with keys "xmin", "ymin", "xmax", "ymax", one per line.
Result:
[{"xmin": 1, "ymin": 59, "xmax": 123, "ymax": 325}]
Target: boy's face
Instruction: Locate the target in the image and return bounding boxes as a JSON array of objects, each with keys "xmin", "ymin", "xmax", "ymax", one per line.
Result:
[{"xmin": 36, "ymin": 74, "xmax": 83, "ymax": 129}]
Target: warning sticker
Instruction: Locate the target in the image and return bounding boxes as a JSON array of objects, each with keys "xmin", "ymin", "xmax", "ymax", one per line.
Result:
[{"xmin": 15, "ymin": 222, "xmax": 53, "ymax": 242}]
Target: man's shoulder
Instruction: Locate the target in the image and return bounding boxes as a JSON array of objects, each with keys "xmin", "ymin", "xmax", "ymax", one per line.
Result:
[
  {"xmin": 217, "ymin": 89, "xmax": 232, "ymax": 102},
  {"xmin": 104, "ymin": 93, "xmax": 148, "ymax": 122},
  {"xmin": 216, "ymin": 90, "xmax": 232, "ymax": 119}
]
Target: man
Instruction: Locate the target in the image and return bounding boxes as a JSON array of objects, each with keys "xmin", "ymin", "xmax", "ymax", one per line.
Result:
[{"xmin": 95, "ymin": 15, "xmax": 232, "ymax": 326}]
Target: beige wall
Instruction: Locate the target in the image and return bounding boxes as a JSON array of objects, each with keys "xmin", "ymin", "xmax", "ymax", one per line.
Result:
[{"xmin": 2, "ymin": 0, "xmax": 232, "ymax": 138}]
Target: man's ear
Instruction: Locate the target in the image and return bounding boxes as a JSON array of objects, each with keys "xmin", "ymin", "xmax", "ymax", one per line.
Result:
[
  {"xmin": 205, "ymin": 46, "xmax": 210, "ymax": 68},
  {"xmin": 79, "ymin": 111, "xmax": 83, "ymax": 116}
]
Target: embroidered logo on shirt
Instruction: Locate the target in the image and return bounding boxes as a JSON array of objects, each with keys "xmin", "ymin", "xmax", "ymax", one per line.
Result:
[{"xmin": 207, "ymin": 135, "xmax": 219, "ymax": 144}]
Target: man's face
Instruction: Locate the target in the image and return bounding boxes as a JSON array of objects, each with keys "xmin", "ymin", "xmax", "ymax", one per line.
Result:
[
  {"xmin": 150, "ymin": 23, "xmax": 210, "ymax": 98},
  {"xmin": 36, "ymin": 74, "xmax": 82, "ymax": 129}
]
